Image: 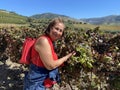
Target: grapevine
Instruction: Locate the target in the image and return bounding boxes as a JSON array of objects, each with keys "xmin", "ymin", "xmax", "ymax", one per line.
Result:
[{"xmin": 0, "ymin": 23, "xmax": 120, "ymax": 89}]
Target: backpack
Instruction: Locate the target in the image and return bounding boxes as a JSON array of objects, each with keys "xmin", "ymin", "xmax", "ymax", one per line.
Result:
[{"xmin": 19, "ymin": 38, "xmax": 36, "ymax": 64}]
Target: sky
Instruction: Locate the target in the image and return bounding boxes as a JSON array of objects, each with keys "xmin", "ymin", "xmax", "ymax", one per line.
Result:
[{"xmin": 0, "ymin": 0, "xmax": 120, "ymax": 19}]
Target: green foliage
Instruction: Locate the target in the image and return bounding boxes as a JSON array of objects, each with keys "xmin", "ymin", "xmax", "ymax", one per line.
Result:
[{"xmin": 71, "ymin": 45, "xmax": 94, "ymax": 69}]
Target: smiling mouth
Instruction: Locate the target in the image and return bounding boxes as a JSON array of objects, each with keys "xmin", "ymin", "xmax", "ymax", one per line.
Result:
[{"xmin": 53, "ymin": 32, "xmax": 58, "ymax": 37}]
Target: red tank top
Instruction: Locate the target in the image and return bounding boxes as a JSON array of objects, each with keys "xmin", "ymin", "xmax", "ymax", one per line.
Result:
[{"xmin": 31, "ymin": 35, "xmax": 58, "ymax": 67}]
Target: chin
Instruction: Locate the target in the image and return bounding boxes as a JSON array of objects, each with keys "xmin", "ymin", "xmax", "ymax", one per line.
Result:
[
  {"xmin": 53, "ymin": 36, "xmax": 58, "ymax": 41},
  {"xmin": 54, "ymin": 38, "xmax": 59, "ymax": 41}
]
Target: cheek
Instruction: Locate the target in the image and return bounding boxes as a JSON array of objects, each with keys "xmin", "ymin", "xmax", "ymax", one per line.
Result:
[
  {"xmin": 57, "ymin": 33, "xmax": 63, "ymax": 39},
  {"xmin": 59, "ymin": 32, "xmax": 63, "ymax": 36}
]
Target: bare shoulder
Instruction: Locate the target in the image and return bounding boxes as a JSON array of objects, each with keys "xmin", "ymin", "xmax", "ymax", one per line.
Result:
[{"xmin": 35, "ymin": 36, "xmax": 49, "ymax": 47}]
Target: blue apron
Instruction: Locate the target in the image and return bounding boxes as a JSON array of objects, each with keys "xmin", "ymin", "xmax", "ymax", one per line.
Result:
[{"xmin": 23, "ymin": 64, "xmax": 60, "ymax": 90}]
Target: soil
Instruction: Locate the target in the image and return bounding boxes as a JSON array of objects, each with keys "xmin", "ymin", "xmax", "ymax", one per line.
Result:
[{"xmin": 0, "ymin": 58, "xmax": 78, "ymax": 90}]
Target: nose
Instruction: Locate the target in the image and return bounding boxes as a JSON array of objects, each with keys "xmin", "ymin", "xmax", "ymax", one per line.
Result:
[{"xmin": 56, "ymin": 30, "xmax": 63, "ymax": 36}]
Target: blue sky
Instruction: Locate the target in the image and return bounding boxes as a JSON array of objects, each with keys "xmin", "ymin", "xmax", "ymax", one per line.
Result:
[{"xmin": 0, "ymin": 0, "xmax": 120, "ymax": 19}]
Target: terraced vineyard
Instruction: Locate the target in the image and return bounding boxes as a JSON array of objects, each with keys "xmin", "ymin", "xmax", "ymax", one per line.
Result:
[{"xmin": 0, "ymin": 22, "xmax": 120, "ymax": 90}]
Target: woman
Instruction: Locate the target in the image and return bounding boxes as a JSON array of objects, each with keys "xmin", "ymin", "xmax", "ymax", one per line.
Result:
[{"xmin": 23, "ymin": 17, "xmax": 75, "ymax": 90}]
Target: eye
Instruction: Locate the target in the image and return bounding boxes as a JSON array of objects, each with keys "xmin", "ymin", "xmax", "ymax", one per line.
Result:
[
  {"xmin": 54, "ymin": 27, "xmax": 63, "ymax": 32},
  {"xmin": 55, "ymin": 27, "xmax": 59, "ymax": 30}
]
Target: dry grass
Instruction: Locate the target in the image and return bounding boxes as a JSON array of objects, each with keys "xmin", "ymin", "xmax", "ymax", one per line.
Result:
[
  {"xmin": 0, "ymin": 23, "xmax": 120, "ymax": 32},
  {"xmin": 74, "ymin": 24, "xmax": 120, "ymax": 31},
  {"xmin": 0, "ymin": 24, "xmax": 28, "ymax": 28}
]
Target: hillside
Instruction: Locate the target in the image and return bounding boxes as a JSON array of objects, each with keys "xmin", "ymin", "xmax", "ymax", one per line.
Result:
[
  {"xmin": 31, "ymin": 13, "xmax": 120, "ymax": 25},
  {"xmin": 30, "ymin": 12, "xmax": 80, "ymax": 22},
  {"xmin": 0, "ymin": 9, "xmax": 28, "ymax": 24},
  {"xmin": 80, "ymin": 15, "xmax": 120, "ymax": 25},
  {"xmin": 30, "ymin": 13, "xmax": 68, "ymax": 19},
  {"xmin": 0, "ymin": 9, "xmax": 120, "ymax": 27}
]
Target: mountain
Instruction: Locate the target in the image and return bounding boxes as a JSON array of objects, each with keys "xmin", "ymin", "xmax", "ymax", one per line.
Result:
[
  {"xmin": 30, "ymin": 13, "xmax": 80, "ymax": 22},
  {"xmin": 0, "ymin": 9, "xmax": 120, "ymax": 25},
  {"xmin": 80, "ymin": 15, "xmax": 120, "ymax": 25},
  {"xmin": 0, "ymin": 9, "xmax": 28, "ymax": 24},
  {"xmin": 30, "ymin": 13, "xmax": 68, "ymax": 19},
  {"xmin": 31, "ymin": 13, "xmax": 120, "ymax": 25}
]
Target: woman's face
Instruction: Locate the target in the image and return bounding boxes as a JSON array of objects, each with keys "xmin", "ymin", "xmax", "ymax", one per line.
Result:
[{"xmin": 49, "ymin": 23, "xmax": 64, "ymax": 41}]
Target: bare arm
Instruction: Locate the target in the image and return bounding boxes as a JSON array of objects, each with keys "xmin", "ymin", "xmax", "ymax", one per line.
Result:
[{"xmin": 34, "ymin": 37, "xmax": 75, "ymax": 70}]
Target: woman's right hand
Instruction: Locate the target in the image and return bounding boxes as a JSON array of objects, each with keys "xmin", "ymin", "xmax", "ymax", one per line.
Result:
[{"xmin": 65, "ymin": 51, "xmax": 76, "ymax": 61}]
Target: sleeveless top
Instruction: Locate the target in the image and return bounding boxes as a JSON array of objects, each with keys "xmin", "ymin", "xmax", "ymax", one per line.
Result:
[
  {"xmin": 31, "ymin": 35, "xmax": 58, "ymax": 67},
  {"xmin": 28, "ymin": 35, "xmax": 60, "ymax": 88}
]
